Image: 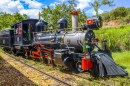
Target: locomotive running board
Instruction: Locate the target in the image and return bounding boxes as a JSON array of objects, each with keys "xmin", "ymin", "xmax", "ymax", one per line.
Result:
[{"xmin": 91, "ymin": 52, "xmax": 128, "ymax": 77}]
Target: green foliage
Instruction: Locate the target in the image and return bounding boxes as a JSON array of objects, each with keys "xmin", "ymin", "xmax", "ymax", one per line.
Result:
[
  {"xmin": 94, "ymin": 25, "xmax": 130, "ymax": 51},
  {"xmin": 100, "ymin": 7, "xmax": 130, "ymax": 23},
  {"xmin": 91, "ymin": 0, "xmax": 114, "ymax": 16},
  {"xmin": 110, "ymin": 7, "xmax": 128, "ymax": 20},
  {"xmin": 0, "ymin": 12, "xmax": 28, "ymax": 30},
  {"xmin": 112, "ymin": 51, "xmax": 130, "ymax": 73},
  {"xmin": 41, "ymin": 1, "xmax": 88, "ymax": 29}
]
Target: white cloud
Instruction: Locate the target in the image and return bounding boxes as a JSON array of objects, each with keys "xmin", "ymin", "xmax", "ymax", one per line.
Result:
[
  {"xmin": 0, "ymin": 0, "xmax": 44, "ymax": 18},
  {"xmin": 50, "ymin": 2, "xmax": 60, "ymax": 8},
  {"xmin": 86, "ymin": 8, "xmax": 103, "ymax": 15},
  {"xmin": 20, "ymin": 9, "xmax": 41, "ymax": 19},
  {"xmin": 20, "ymin": 0, "xmax": 43, "ymax": 9},
  {"xmin": 76, "ymin": 0, "xmax": 92, "ymax": 9},
  {"xmin": 0, "ymin": 0, "xmax": 23, "ymax": 14},
  {"xmin": 58, "ymin": 0, "xmax": 67, "ymax": 2}
]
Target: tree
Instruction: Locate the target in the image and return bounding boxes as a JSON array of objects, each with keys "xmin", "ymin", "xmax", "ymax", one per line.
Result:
[
  {"xmin": 41, "ymin": 1, "xmax": 88, "ymax": 29},
  {"xmin": 91, "ymin": 0, "xmax": 115, "ymax": 16},
  {"xmin": 23, "ymin": 14, "xmax": 29, "ymax": 20},
  {"xmin": 68, "ymin": 0, "xmax": 77, "ymax": 11},
  {"xmin": 0, "ymin": 12, "xmax": 25, "ymax": 30},
  {"xmin": 14, "ymin": 12, "xmax": 24, "ymax": 23}
]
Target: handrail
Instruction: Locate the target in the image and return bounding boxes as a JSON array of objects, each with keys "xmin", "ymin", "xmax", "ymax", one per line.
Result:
[{"xmin": 33, "ymin": 27, "xmax": 86, "ymax": 33}]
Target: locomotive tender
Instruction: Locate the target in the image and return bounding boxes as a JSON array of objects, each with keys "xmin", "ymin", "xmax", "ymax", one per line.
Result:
[{"xmin": 0, "ymin": 11, "xmax": 128, "ymax": 77}]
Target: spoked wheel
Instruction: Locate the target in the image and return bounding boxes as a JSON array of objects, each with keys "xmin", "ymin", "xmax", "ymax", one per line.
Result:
[
  {"xmin": 8, "ymin": 49, "xmax": 12, "ymax": 54},
  {"xmin": 12, "ymin": 49, "xmax": 19, "ymax": 56},
  {"xmin": 43, "ymin": 53, "xmax": 55, "ymax": 67},
  {"xmin": 25, "ymin": 50, "xmax": 31, "ymax": 59},
  {"xmin": 29, "ymin": 50, "xmax": 35, "ymax": 60},
  {"xmin": 76, "ymin": 61, "xmax": 84, "ymax": 72},
  {"xmin": 39, "ymin": 51, "xmax": 44, "ymax": 63},
  {"xmin": 47, "ymin": 53, "xmax": 51, "ymax": 65},
  {"xmin": 43, "ymin": 58, "xmax": 48, "ymax": 65},
  {"xmin": 47, "ymin": 53, "xmax": 56, "ymax": 67},
  {"xmin": 3, "ymin": 48, "xmax": 6, "ymax": 51}
]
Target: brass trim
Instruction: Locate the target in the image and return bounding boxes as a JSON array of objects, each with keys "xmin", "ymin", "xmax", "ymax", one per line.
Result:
[
  {"xmin": 61, "ymin": 31, "xmax": 67, "ymax": 43},
  {"xmin": 81, "ymin": 27, "xmax": 84, "ymax": 32},
  {"xmin": 49, "ymin": 34, "xmax": 52, "ymax": 42},
  {"xmin": 34, "ymin": 27, "xmax": 82, "ymax": 33},
  {"xmin": 67, "ymin": 38, "xmax": 71, "ymax": 44}
]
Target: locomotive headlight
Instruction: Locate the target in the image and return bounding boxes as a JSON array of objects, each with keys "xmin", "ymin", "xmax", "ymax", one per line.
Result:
[{"xmin": 87, "ymin": 16, "xmax": 102, "ymax": 30}]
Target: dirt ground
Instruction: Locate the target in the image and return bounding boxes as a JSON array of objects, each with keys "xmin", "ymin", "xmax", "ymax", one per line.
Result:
[
  {"xmin": 0, "ymin": 56, "xmax": 37, "ymax": 86},
  {"xmin": 0, "ymin": 52, "xmax": 57, "ymax": 86}
]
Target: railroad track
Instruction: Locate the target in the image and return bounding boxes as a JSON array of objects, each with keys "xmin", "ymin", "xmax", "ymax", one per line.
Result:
[
  {"xmin": 71, "ymin": 73, "xmax": 114, "ymax": 86},
  {"xmin": 2, "ymin": 52, "xmax": 72, "ymax": 86},
  {"xmin": 71, "ymin": 72, "xmax": 130, "ymax": 86},
  {"xmin": 1, "ymin": 51, "xmax": 130, "ymax": 86}
]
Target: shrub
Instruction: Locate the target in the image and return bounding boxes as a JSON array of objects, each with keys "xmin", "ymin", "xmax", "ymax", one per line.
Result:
[{"xmin": 94, "ymin": 25, "xmax": 130, "ymax": 51}]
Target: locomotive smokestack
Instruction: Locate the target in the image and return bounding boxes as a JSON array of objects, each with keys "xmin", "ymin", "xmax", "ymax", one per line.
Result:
[{"xmin": 71, "ymin": 11, "xmax": 79, "ymax": 31}]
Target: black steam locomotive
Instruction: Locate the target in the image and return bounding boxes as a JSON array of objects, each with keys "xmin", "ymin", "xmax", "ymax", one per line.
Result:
[{"xmin": 0, "ymin": 12, "xmax": 128, "ymax": 77}]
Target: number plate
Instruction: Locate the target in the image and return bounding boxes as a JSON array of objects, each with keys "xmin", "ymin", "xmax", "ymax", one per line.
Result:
[{"xmin": 87, "ymin": 20, "xmax": 93, "ymax": 24}]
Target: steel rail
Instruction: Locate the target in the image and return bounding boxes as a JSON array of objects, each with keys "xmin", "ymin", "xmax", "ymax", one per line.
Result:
[
  {"xmin": 71, "ymin": 73, "xmax": 114, "ymax": 86},
  {"xmin": 73, "ymin": 72, "xmax": 130, "ymax": 86},
  {"xmin": 3, "ymin": 52, "xmax": 72, "ymax": 86}
]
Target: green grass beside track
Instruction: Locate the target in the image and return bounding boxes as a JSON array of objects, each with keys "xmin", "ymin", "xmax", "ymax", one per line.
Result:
[{"xmin": 112, "ymin": 51, "xmax": 130, "ymax": 73}]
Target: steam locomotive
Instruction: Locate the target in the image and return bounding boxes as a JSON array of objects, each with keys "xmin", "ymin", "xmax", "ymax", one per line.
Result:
[{"xmin": 0, "ymin": 11, "xmax": 128, "ymax": 77}]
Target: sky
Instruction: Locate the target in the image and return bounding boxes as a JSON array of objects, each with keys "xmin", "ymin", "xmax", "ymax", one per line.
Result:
[{"xmin": 0, "ymin": 0, "xmax": 129, "ymax": 19}]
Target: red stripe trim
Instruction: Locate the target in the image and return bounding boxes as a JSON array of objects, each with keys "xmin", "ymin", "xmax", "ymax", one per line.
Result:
[
  {"xmin": 27, "ymin": 50, "xmax": 30, "ymax": 52},
  {"xmin": 42, "ymin": 50, "xmax": 50, "ymax": 53},
  {"xmin": 30, "ymin": 55, "xmax": 39, "ymax": 58},
  {"xmin": 33, "ymin": 51, "xmax": 39, "ymax": 55},
  {"xmin": 42, "ymin": 55, "xmax": 48, "ymax": 58}
]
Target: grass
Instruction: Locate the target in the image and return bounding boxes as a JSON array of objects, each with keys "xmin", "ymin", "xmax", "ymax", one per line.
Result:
[
  {"xmin": 35, "ymin": 66, "xmax": 44, "ymax": 69},
  {"xmin": 94, "ymin": 25, "xmax": 130, "ymax": 51},
  {"xmin": 44, "ymin": 66, "xmax": 53, "ymax": 71},
  {"xmin": 0, "ymin": 56, "xmax": 3, "ymax": 60},
  {"xmin": 112, "ymin": 51, "xmax": 130, "ymax": 73}
]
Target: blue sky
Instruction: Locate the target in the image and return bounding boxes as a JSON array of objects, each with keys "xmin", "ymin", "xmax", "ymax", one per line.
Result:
[{"xmin": 0, "ymin": 0, "xmax": 129, "ymax": 18}]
